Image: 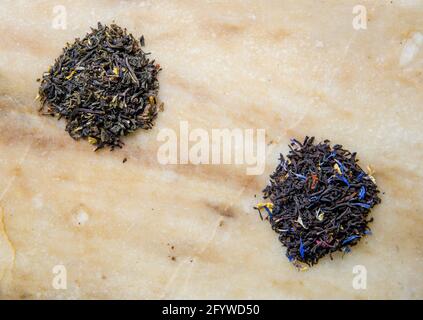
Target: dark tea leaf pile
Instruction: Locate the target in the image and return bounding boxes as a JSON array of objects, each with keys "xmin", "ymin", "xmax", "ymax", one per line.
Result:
[
  {"xmin": 37, "ymin": 22, "xmax": 161, "ymax": 150},
  {"xmin": 257, "ymin": 137, "xmax": 381, "ymax": 267}
]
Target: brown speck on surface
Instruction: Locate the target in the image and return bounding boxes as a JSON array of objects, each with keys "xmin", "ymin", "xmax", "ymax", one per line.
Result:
[
  {"xmin": 206, "ymin": 201, "xmax": 235, "ymax": 218},
  {"xmin": 19, "ymin": 293, "xmax": 31, "ymax": 299},
  {"xmin": 12, "ymin": 166, "xmax": 22, "ymax": 177}
]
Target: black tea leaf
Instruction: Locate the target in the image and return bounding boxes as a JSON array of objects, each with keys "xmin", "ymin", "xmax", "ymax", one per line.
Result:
[
  {"xmin": 256, "ymin": 137, "xmax": 381, "ymax": 268},
  {"xmin": 37, "ymin": 22, "xmax": 161, "ymax": 150}
]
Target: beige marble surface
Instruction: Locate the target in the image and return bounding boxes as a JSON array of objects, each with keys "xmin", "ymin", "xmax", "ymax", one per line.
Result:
[{"xmin": 0, "ymin": 0, "xmax": 422, "ymax": 299}]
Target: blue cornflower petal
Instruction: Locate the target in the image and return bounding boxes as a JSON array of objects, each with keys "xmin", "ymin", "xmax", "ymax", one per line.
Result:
[
  {"xmin": 299, "ymin": 238, "xmax": 305, "ymax": 259},
  {"xmin": 357, "ymin": 172, "xmax": 365, "ymax": 181},
  {"xmin": 351, "ymin": 202, "xmax": 371, "ymax": 209},
  {"xmin": 334, "ymin": 159, "xmax": 345, "ymax": 174},
  {"xmin": 310, "ymin": 196, "xmax": 319, "ymax": 202},
  {"xmin": 263, "ymin": 206, "xmax": 273, "ymax": 219},
  {"xmin": 329, "ymin": 151, "xmax": 336, "ymax": 159},
  {"xmin": 295, "ymin": 174, "xmax": 307, "ymax": 180},
  {"xmin": 343, "ymin": 246, "xmax": 351, "ymax": 253},
  {"xmin": 359, "ymin": 186, "xmax": 366, "ymax": 200},
  {"xmin": 342, "ymin": 235, "xmax": 361, "ymax": 245}
]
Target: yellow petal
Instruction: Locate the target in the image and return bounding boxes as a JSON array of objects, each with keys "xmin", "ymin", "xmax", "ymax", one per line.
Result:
[
  {"xmin": 292, "ymin": 260, "xmax": 309, "ymax": 271},
  {"xmin": 256, "ymin": 202, "xmax": 274, "ymax": 212},
  {"xmin": 88, "ymin": 137, "xmax": 97, "ymax": 145},
  {"xmin": 149, "ymin": 96, "xmax": 156, "ymax": 105},
  {"xmin": 316, "ymin": 209, "xmax": 324, "ymax": 221},
  {"xmin": 65, "ymin": 70, "xmax": 76, "ymax": 80},
  {"xmin": 366, "ymin": 165, "xmax": 376, "ymax": 183}
]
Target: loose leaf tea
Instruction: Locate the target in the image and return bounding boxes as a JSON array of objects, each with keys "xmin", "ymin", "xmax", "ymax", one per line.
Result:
[
  {"xmin": 256, "ymin": 137, "xmax": 381, "ymax": 268},
  {"xmin": 37, "ymin": 22, "xmax": 161, "ymax": 150}
]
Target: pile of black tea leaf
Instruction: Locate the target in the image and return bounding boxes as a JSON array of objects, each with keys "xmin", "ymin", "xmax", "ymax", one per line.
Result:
[
  {"xmin": 256, "ymin": 137, "xmax": 381, "ymax": 268},
  {"xmin": 37, "ymin": 22, "xmax": 161, "ymax": 150}
]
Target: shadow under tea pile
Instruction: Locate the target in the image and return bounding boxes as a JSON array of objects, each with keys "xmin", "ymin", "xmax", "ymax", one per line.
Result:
[
  {"xmin": 256, "ymin": 137, "xmax": 381, "ymax": 268},
  {"xmin": 37, "ymin": 22, "xmax": 161, "ymax": 150}
]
